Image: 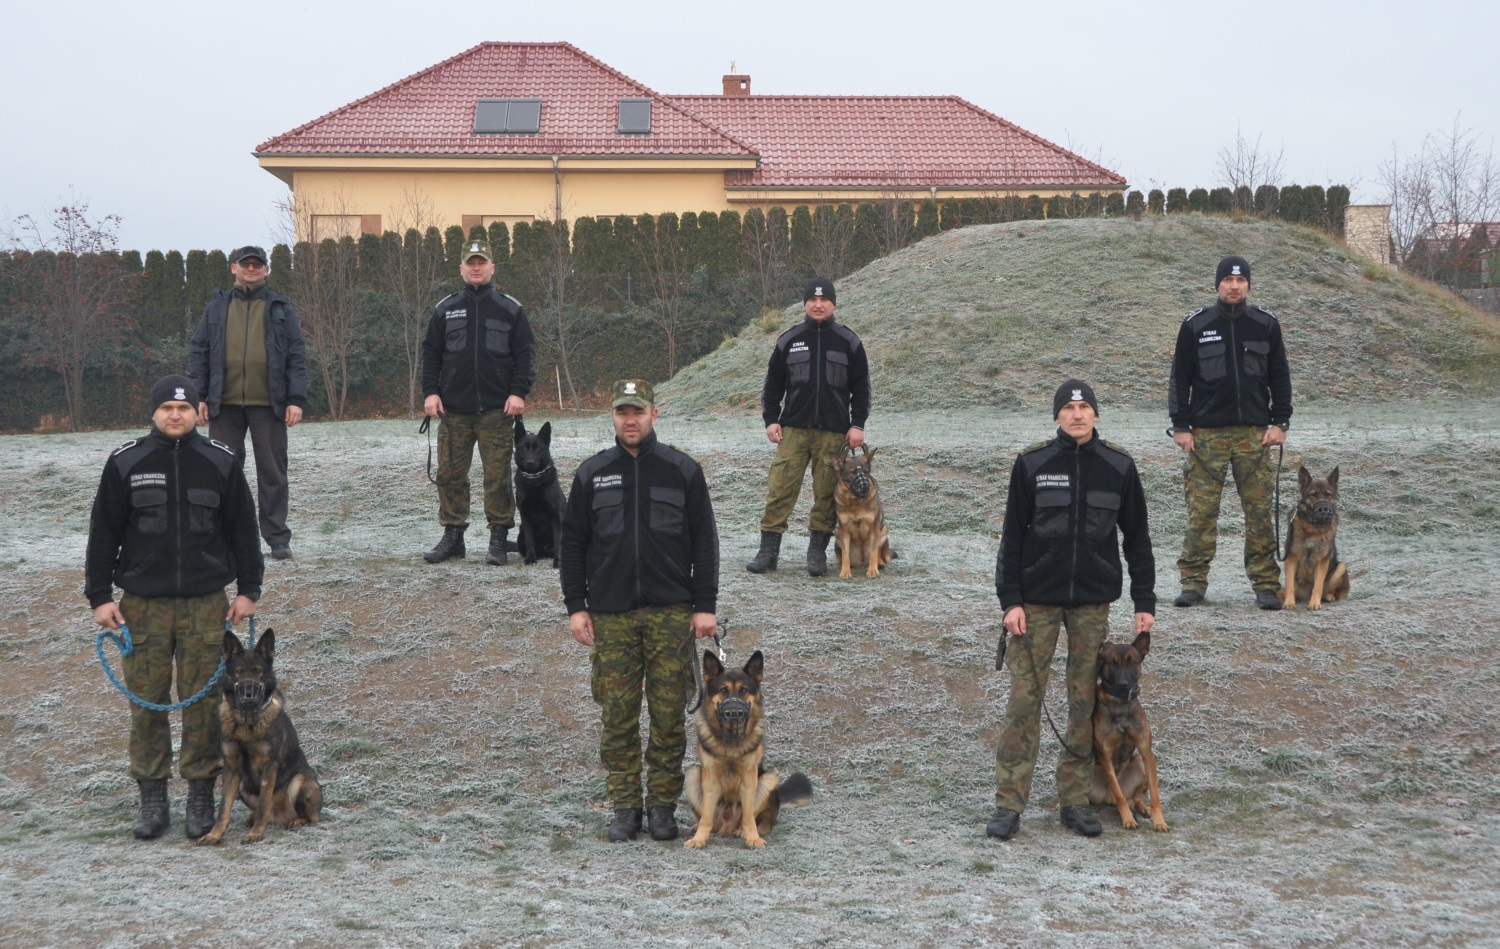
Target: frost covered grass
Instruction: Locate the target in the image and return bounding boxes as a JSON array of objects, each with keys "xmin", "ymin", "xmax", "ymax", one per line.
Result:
[{"xmin": 1, "ymin": 401, "xmax": 1498, "ymax": 947}]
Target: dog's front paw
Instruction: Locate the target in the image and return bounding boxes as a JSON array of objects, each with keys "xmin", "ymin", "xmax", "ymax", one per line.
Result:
[
  {"xmin": 241, "ymin": 829, "xmax": 265, "ymax": 845},
  {"xmin": 1307, "ymin": 598, "xmax": 1322, "ymax": 612},
  {"xmin": 196, "ymin": 830, "xmax": 224, "ymax": 846},
  {"xmin": 743, "ymin": 834, "xmax": 766, "ymax": 849},
  {"xmin": 839, "ymin": 567, "xmax": 853, "ymax": 579},
  {"xmin": 1152, "ymin": 817, "xmax": 1170, "ymax": 832},
  {"xmin": 1120, "ymin": 813, "xmax": 1139, "ymax": 830},
  {"xmin": 866, "ymin": 565, "xmax": 880, "ymax": 578},
  {"xmin": 523, "ymin": 556, "xmax": 538, "ymax": 566},
  {"xmin": 683, "ymin": 834, "xmax": 709, "ymax": 849}
]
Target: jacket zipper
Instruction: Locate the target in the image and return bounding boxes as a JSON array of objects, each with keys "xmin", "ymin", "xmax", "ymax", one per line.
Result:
[
  {"xmin": 813, "ymin": 321, "xmax": 823, "ymax": 424},
  {"xmin": 240, "ymin": 295, "xmax": 251, "ymax": 405},
  {"xmin": 471, "ymin": 289, "xmax": 486, "ymax": 413},
  {"xmin": 1227, "ymin": 308, "xmax": 1244, "ymax": 424},
  {"xmin": 1067, "ymin": 444, "xmax": 1081, "ymax": 603},
  {"xmin": 632, "ymin": 451, "xmax": 642, "ymax": 606},
  {"xmin": 173, "ymin": 439, "xmax": 184, "ymax": 592}
]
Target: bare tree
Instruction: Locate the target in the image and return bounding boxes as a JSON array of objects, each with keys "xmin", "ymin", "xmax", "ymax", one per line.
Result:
[
  {"xmin": 378, "ymin": 190, "xmax": 447, "ymax": 415},
  {"xmin": 275, "ymin": 193, "xmax": 365, "ymax": 419},
  {"xmin": 1217, "ymin": 127, "xmax": 1286, "ymax": 214},
  {"xmin": 5, "ymin": 202, "xmax": 138, "ymax": 430},
  {"xmin": 633, "ymin": 212, "xmax": 700, "ymax": 377},
  {"xmin": 1381, "ymin": 116, "xmax": 1498, "ymax": 286},
  {"xmin": 529, "ymin": 214, "xmax": 606, "ymax": 410},
  {"xmin": 742, "ymin": 206, "xmax": 791, "ymax": 311}
]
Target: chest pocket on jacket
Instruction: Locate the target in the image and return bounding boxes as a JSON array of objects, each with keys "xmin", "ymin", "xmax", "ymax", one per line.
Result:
[
  {"xmin": 444, "ymin": 317, "xmax": 469, "ymax": 353},
  {"xmin": 825, "ymin": 349, "xmax": 849, "ymax": 390},
  {"xmin": 485, "ymin": 318, "xmax": 512, "ymax": 356},
  {"xmin": 1242, "ymin": 340, "xmax": 1269, "ymax": 377},
  {"xmin": 1198, "ymin": 341, "xmax": 1227, "ymax": 382},
  {"xmin": 186, "ymin": 488, "xmax": 221, "ymax": 534},
  {"xmin": 649, "ymin": 486, "xmax": 685, "ymax": 535},
  {"xmin": 131, "ymin": 488, "xmax": 170, "ymax": 535},
  {"xmin": 1032, "ymin": 490, "xmax": 1071, "ymax": 538},
  {"xmin": 1084, "ymin": 490, "xmax": 1121, "ymax": 541},
  {"xmin": 592, "ymin": 488, "xmax": 625, "ymax": 539},
  {"xmin": 786, "ymin": 348, "xmax": 812, "ymax": 386}
]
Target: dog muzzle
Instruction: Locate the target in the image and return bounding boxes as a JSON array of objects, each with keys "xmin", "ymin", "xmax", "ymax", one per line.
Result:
[
  {"xmin": 235, "ymin": 680, "xmax": 267, "ymax": 708},
  {"xmin": 848, "ymin": 471, "xmax": 871, "ymax": 499},
  {"xmin": 1305, "ymin": 501, "xmax": 1336, "ymax": 526},
  {"xmin": 716, "ymin": 697, "xmax": 752, "ymax": 741}
]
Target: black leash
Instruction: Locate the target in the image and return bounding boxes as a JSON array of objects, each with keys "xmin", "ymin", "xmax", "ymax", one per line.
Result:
[
  {"xmin": 996, "ymin": 629, "xmax": 1093, "ymax": 764},
  {"xmin": 685, "ymin": 619, "xmax": 728, "ymax": 715},
  {"xmin": 418, "ymin": 415, "xmax": 456, "ymax": 487},
  {"xmin": 1272, "ymin": 443, "xmax": 1284, "ymax": 562}
]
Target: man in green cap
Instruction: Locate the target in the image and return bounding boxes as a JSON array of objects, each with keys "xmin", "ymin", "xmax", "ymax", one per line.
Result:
[
  {"xmin": 420, "ymin": 239, "xmax": 537, "ymax": 566},
  {"xmin": 561, "ymin": 380, "xmax": 720, "ymax": 843}
]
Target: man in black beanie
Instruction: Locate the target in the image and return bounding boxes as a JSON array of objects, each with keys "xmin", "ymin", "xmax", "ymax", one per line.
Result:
[
  {"xmin": 747, "ymin": 277, "xmax": 872, "ymax": 576},
  {"xmin": 1168, "ymin": 255, "xmax": 1292, "ymax": 610},
  {"xmin": 85, "ymin": 374, "xmax": 263, "ymax": 840},
  {"xmin": 989, "ymin": 379, "xmax": 1155, "ymax": 840}
]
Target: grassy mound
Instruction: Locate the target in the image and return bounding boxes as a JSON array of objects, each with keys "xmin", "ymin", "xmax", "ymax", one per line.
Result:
[{"xmin": 663, "ymin": 216, "xmax": 1500, "ymax": 415}]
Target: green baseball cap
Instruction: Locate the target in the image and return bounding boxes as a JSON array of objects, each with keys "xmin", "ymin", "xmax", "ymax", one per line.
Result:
[
  {"xmin": 462, "ymin": 239, "xmax": 493, "ymax": 261},
  {"xmin": 611, "ymin": 379, "xmax": 655, "ymax": 409}
]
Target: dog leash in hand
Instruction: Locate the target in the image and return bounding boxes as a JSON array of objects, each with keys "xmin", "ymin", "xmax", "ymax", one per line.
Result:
[
  {"xmin": 97, "ymin": 616, "xmax": 256, "ymax": 712},
  {"xmin": 998, "ymin": 630, "xmax": 1093, "ymax": 764},
  {"xmin": 685, "ymin": 619, "xmax": 728, "ymax": 715},
  {"xmin": 418, "ymin": 415, "xmax": 457, "ymax": 487}
]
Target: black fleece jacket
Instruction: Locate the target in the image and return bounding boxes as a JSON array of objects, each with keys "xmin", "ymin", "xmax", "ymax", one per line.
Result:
[
  {"xmin": 760, "ymin": 316, "xmax": 871, "ymax": 433},
  {"xmin": 85, "ymin": 428, "xmax": 263, "ymax": 608},
  {"xmin": 1169, "ymin": 300, "xmax": 1292, "ymax": 431},
  {"xmin": 420, "ymin": 282, "xmax": 536, "ymax": 414},
  {"xmin": 995, "ymin": 430, "xmax": 1155, "ymax": 615},
  {"xmin": 560, "ymin": 432, "xmax": 719, "ymax": 616}
]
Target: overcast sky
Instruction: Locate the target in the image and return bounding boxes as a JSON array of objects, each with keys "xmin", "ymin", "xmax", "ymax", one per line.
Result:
[{"xmin": 4, "ymin": 0, "xmax": 1494, "ymax": 253}]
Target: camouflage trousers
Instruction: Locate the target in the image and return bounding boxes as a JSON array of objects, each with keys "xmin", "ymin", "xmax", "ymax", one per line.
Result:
[
  {"xmin": 435, "ymin": 408, "xmax": 515, "ymax": 531},
  {"xmin": 119, "ymin": 591, "xmax": 228, "ymax": 782},
  {"xmin": 994, "ymin": 603, "xmax": 1109, "ymax": 811},
  {"xmin": 1177, "ymin": 425, "xmax": 1280, "ymax": 594},
  {"xmin": 759, "ymin": 426, "xmax": 848, "ymax": 535},
  {"xmin": 589, "ymin": 604, "xmax": 694, "ymax": 809}
]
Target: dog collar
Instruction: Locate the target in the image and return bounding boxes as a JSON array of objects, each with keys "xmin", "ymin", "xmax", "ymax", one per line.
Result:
[
  {"xmin": 515, "ymin": 463, "xmax": 556, "ymax": 483},
  {"xmin": 1102, "ymin": 681, "xmax": 1139, "ymax": 703}
]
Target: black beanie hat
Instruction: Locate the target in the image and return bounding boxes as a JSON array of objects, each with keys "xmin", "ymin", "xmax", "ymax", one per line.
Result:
[
  {"xmin": 148, "ymin": 374, "xmax": 200, "ymax": 414},
  {"xmin": 1053, "ymin": 379, "xmax": 1099, "ymax": 418},
  {"xmin": 803, "ymin": 276, "xmax": 836, "ymax": 306},
  {"xmin": 1215, "ymin": 255, "xmax": 1251, "ymax": 288}
]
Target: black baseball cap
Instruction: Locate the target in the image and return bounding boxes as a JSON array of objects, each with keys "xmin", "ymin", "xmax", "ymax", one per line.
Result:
[{"xmin": 232, "ymin": 245, "xmax": 268, "ymax": 265}]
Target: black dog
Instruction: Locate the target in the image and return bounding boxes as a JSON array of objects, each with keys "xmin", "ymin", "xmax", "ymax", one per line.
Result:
[
  {"xmin": 513, "ymin": 418, "xmax": 566, "ymax": 567},
  {"xmin": 198, "ymin": 629, "xmax": 322, "ymax": 845}
]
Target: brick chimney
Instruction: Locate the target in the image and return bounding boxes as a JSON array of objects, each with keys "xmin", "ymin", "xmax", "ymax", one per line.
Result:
[{"xmin": 722, "ymin": 73, "xmax": 751, "ymax": 96}]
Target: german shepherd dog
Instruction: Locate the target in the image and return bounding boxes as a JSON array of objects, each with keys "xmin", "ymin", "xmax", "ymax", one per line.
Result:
[
  {"xmin": 198, "ymin": 629, "xmax": 322, "ymax": 845},
  {"xmin": 1282, "ymin": 466, "xmax": 1350, "ymax": 611},
  {"xmin": 685, "ymin": 650, "xmax": 812, "ymax": 849},
  {"xmin": 828, "ymin": 445, "xmax": 893, "ymax": 579},
  {"xmin": 1087, "ymin": 631, "xmax": 1168, "ymax": 832},
  {"xmin": 513, "ymin": 417, "xmax": 566, "ymax": 567}
]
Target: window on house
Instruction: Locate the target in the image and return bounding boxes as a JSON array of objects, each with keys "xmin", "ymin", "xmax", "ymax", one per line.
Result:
[
  {"xmin": 475, "ymin": 98, "xmax": 542, "ymax": 134},
  {"xmin": 618, "ymin": 99, "xmax": 652, "ymax": 135},
  {"xmin": 310, "ymin": 214, "xmax": 363, "ymax": 242}
]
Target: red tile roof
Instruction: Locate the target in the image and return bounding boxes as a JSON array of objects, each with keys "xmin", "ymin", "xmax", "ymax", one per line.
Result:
[
  {"xmin": 257, "ymin": 42, "xmax": 1126, "ymax": 191},
  {"xmin": 256, "ymin": 42, "xmax": 755, "ymax": 158},
  {"xmin": 673, "ymin": 95, "xmax": 1124, "ymax": 190}
]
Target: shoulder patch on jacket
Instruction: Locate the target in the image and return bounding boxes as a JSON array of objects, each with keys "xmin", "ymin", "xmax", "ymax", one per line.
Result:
[
  {"xmin": 575, "ymin": 446, "xmax": 623, "ymax": 483},
  {"xmin": 207, "ymin": 438, "xmax": 236, "ymax": 456},
  {"xmin": 829, "ymin": 322, "xmax": 864, "ymax": 350},
  {"xmin": 1250, "ymin": 305, "xmax": 1279, "ymax": 323},
  {"xmin": 498, "ymin": 292, "xmax": 523, "ymax": 309},
  {"xmin": 1093, "ymin": 440, "xmax": 1134, "ymax": 476},
  {"xmin": 109, "ymin": 439, "xmax": 155, "ymax": 478},
  {"xmin": 1182, "ymin": 306, "xmax": 1207, "ymax": 323},
  {"xmin": 652, "ymin": 441, "xmax": 701, "ymax": 481},
  {"xmin": 111, "ymin": 439, "xmax": 140, "ymax": 456},
  {"xmin": 773, "ymin": 322, "xmax": 805, "ymax": 351},
  {"xmin": 435, "ymin": 290, "xmax": 464, "ymax": 309},
  {"xmin": 1020, "ymin": 440, "xmax": 1052, "ymax": 455}
]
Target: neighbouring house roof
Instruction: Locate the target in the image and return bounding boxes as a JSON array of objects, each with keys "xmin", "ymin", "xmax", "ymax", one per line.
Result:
[
  {"xmin": 257, "ymin": 41, "xmax": 1126, "ymax": 191},
  {"xmin": 256, "ymin": 42, "xmax": 755, "ymax": 158},
  {"xmin": 671, "ymin": 95, "xmax": 1125, "ymax": 191}
]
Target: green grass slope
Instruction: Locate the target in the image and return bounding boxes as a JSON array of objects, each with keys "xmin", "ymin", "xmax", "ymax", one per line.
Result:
[{"xmin": 663, "ymin": 216, "xmax": 1500, "ymax": 414}]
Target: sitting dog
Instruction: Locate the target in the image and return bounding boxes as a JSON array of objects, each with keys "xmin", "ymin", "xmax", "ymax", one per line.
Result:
[
  {"xmin": 685, "ymin": 650, "xmax": 812, "ymax": 849},
  {"xmin": 513, "ymin": 417, "xmax": 566, "ymax": 567},
  {"xmin": 1282, "ymin": 466, "xmax": 1350, "ymax": 611},
  {"xmin": 1087, "ymin": 631, "xmax": 1168, "ymax": 832},
  {"xmin": 828, "ymin": 445, "xmax": 893, "ymax": 579},
  {"xmin": 198, "ymin": 629, "xmax": 322, "ymax": 845}
]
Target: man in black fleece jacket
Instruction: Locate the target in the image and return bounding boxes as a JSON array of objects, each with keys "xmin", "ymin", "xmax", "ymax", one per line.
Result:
[
  {"xmin": 987, "ymin": 380, "xmax": 1155, "ymax": 841},
  {"xmin": 85, "ymin": 375, "xmax": 263, "ymax": 841}
]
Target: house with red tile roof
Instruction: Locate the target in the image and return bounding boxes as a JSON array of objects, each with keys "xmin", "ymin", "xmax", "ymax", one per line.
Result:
[{"xmin": 256, "ymin": 41, "xmax": 1126, "ymax": 241}]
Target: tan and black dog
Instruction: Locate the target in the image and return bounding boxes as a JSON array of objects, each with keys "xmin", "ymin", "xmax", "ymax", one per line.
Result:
[
  {"xmin": 198, "ymin": 629, "xmax": 322, "ymax": 845},
  {"xmin": 1087, "ymin": 631, "xmax": 1168, "ymax": 832},
  {"xmin": 828, "ymin": 445, "xmax": 892, "ymax": 579},
  {"xmin": 1282, "ymin": 466, "xmax": 1350, "ymax": 611},
  {"xmin": 684, "ymin": 650, "xmax": 811, "ymax": 849}
]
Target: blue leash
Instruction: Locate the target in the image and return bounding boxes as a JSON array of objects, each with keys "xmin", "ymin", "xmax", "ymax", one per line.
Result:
[{"xmin": 96, "ymin": 616, "xmax": 257, "ymax": 712}]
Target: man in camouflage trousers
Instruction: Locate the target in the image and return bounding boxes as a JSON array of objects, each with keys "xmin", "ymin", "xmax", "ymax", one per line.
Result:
[
  {"xmin": 1169, "ymin": 256, "xmax": 1292, "ymax": 611},
  {"xmin": 85, "ymin": 375, "xmax": 263, "ymax": 840},
  {"xmin": 420, "ymin": 239, "xmax": 536, "ymax": 565},
  {"xmin": 989, "ymin": 380, "xmax": 1155, "ymax": 841},
  {"xmin": 561, "ymin": 380, "xmax": 720, "ymax": 843}
]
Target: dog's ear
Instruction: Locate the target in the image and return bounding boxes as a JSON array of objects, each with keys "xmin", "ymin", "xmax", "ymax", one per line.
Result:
[
  {"xmin": 1096, "ymin": 642, "xmax": 1111, "ymax": 668},
  {"xmin": 254, "ymin": 628, "xmax": 276, "ymax": 663},
  {"xmin": 1132, "ymin": 629, "xmax": 1151, "ymax": 659},
  {"xmin": 1328, "ymin": 466, "xmax": 1339, "ymax": 490},
  {"xmin": 827, "ymin": 450, "xmax": 843, "ymax": 469},
  {"xmin": 222, "ymin": 630, "xmax": 245, "ymax": 659},
  {"xmin": 863, "ymin": 448, "xmax": 877, "ymax": 467},
  {"xmin": 743, "ymin": 650, "xmax": 764, "ymax": 684},
  {"xmin": 1298, "ymin": 466, "xmax": 1312, "ymax": 491},
  {"xmin": 702, "ymin": 650, "xmax": 723, "ymax": 682},
  {"xmin": 514, "ymin": 416, "xmax": 526, "ymax": 438},
  {"xmin": 539, "ymin": 421, "xmax": 552, "ymax": 445}
]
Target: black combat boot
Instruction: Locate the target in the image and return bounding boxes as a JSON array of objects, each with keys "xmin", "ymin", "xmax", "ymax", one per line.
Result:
[
  {"xmin": 486, "ymin": 527, "xmax": 509, "ymax": 566},
  {"xmin": 986, "ymin": 807, "xmax": 1020, "ymax": 840},
  {"xmin": 423, "ymin": 526, "xmax": 466, "ymax": 563},
  {"xmin": 133, "ymin": 778, "xmax": 170, "ymax": 840},
  {"xmin": 1060, "ymin": 805, "xmax": 1103, "ymax": 838},
  {"xmin": 745, "ymin": 531, "xmax": 781, "ymax": 574},
  {"xmin": 647, "ymin": 805, "xmax": 679, "ymax": 841},
  {"xmin": 185, "ymin": 778, "xmax": 217, "ymax": 839},
  {"xmin": 607, "ymin": 808, "xmax": 642, "ymax": 842},
  {"xmin": 806, "ymin": 530, "xmax": 833, "ymax": 577}
]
